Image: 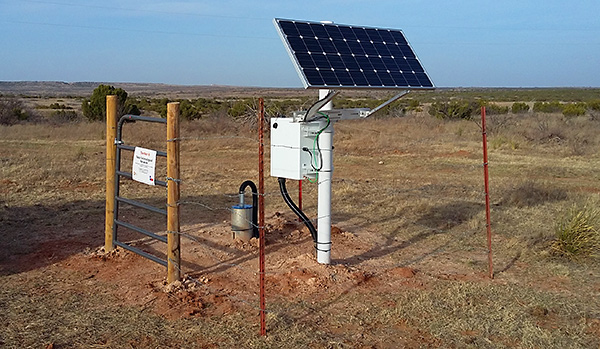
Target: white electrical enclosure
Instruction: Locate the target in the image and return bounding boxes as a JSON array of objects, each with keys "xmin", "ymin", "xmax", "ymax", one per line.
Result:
[{"xmin": 271, "ymin": 117, "xmax": 327, "ymax": 180}]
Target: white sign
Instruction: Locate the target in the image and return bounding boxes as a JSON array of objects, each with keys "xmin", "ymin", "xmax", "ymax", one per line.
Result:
[{"xmin": 132, "ymin": 147, "xmax": 157, "ymax": 186}]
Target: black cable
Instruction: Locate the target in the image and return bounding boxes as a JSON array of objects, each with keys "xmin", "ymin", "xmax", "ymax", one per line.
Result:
[
  {"xmin": 277, "ymin": 177, "xmax": 317, "ymax": 243},
  {"xmin": 302, "ymin": 147, "xmax": 317, "ymax": 171},
  {"xmin": 313, "ymin": 113, "xmax": 330, "ymax": 172},
  {"xmin": 239, "ymin": 180, "xmax": 258, "ymax": 238}
]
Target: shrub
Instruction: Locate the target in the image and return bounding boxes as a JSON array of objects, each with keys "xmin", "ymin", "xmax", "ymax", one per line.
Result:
[
  {"xmin": 485, "ymin": 103, "xmax": 509, "ymax": 115},
  {"xmin": 0, "ymin": 97, "xmax": 30, "ymax": 125},
  {"xmin": 562, "ymin": 103, "xmax": 587, "ymax": 117},
  {"xmin": 533, "ymin": 101, "xmax": 563, "ymax": 113},
  {"xmin": 228, "ymin": 98, "xmax": 256, "ymax": 118},
  {"xmin": 551, "ymin": 203, "xmax": 600, "ymax": 259},
  {"xmin": 406, "ymin": 99, "xmax": 422, "ymax": 112},
  {"xmin": 428, "ymin": 100, "xmax": 477, "ymax": 120},
  {"xmin": 81, "ymin": 84, "xmax": 140, "ymax": 121},
  {"xmin": 179, "ymin": 99, "xmax": 200, "ymax": 120},
  {"xmin": 588, "ymin": 99, "xmax": 600, "ymax": 111},
  {"xmin": 511, "ymin": 102, "xmax": 530, "ymax": 114}
]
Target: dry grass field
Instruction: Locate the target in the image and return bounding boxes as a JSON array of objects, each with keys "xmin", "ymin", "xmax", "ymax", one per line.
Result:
[{"xmin": 1, "ymin": 93, "xmax": 600, "ymax": 348}]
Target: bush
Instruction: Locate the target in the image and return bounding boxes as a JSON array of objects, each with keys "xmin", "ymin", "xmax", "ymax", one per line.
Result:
[
  {"xmin": 562, "ymin": 103, "xmax": 587, "ymax": 117},
  {"xmin": 81, "ymin": 84, "xmax": 140, "ymax": 121},
  {"xmin": 485, "ymin": 103, "xmax": 509, "ymax": 115},
  {"xmin": 588, "ymin": 99, "xmax": 600, "ymax": 111},
  {"xmin": 533, "ymin": 101, "xmax": 563, "ymax": 113},
  {"xmin": 0, "ymin": 97, "xmax": 30, "ymax": 125},
  {"xmin": 406, "ymin": 99, "xmax": 422, "ymax": 112},
  {"xmin": 551, "ymin": 203, "xmax": 600, "ymax": 259},
  {"xmin": 228, "ymin": 98, "xmax": 256, "ymax": 118},
  {"xmin": 428, "ymin": 100, "xmax": 477, "ymax": 120},
  {"xmin": 511, "ymin": 102, "xmax": 530, "ymax": 114}
]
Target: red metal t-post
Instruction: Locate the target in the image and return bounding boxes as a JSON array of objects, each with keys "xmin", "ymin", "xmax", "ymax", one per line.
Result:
[{"xmin": 481, "ymin": 106, "xmax": 494, "ymax": 279}]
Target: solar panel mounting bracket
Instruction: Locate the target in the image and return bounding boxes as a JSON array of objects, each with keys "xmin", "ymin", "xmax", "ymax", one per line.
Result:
[
  {"xmin": 364, "ymin": 90, "xmax": 410, "ymax": 118},
  {"xmin": 293, "ymin": 89, "xmax": 339, "ymax": 122},
  {"xmin": 296, "ymin": 107, "xmax": 370, "ymax": 122},
  {"xmin": 293, "ymin": 89, "xmax": 410, "ymax": 122}
]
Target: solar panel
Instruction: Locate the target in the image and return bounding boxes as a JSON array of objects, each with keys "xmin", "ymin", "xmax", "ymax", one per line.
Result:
[{"xmin": 274, "ymin": 18, "xmax": 434, "ymax": 90}]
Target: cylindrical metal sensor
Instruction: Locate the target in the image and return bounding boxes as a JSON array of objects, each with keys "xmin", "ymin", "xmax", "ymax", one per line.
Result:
[{"xmin": 231, "ymin": 204, "xmax": 254, "ymax": 242}]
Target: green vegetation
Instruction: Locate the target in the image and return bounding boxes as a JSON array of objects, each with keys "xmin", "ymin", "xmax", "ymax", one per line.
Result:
[
  {"xmin": 562, "ymin": 103, "xmax": 587, "ymax": 117},
  {"xmin": 406, "ymin": 88, "xmax": 600, "ymax": 103},
  {"xmin": 533, "ymin": 101, "xmax": 563, "ymax": 113},
  {"xmin": 428, "ymin": 100, "xmax": 478, "ymax": 120},
  {"xmin": 484, "ymin": 103, "xmax": 509, "ymax": 115},
  {"xmin": 81, "ymin": 84, "xmax": 140, "ymax": 121},
  {"xmin": 552, "ymin": 203, "xmax": 600, "ymax": 259},
  {"xmin": 511, "ymin": 102, "xmax": 530, "ymax": 114},
  {"xmin": 228, "ymin": 98, "xmax": 255, "ymax": 118},
  {"xmin": 588, "ymin": 99, "xmax": 600, "ymax": 111}
]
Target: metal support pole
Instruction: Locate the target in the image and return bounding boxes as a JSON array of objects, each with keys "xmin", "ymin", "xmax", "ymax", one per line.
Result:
[
  {"xmin": 258, "ymin": 98, "xmax": 266, "ymax": 336},
  {"xmin": 167, "ymin": 102, "xmax": 181, "ymax": 283},
  {"xmin": 298, "ymin": 180, "xmax": 303, "ymax": 211},
  {"xmin": 105, "ymin": 95, "xmax": 118, "ymax": 252},
  {"xmin": 481, "ymin": 106, "xmax": 494, "ymax": 279},
  {"xmin": 317, "ymin": 89, "xmax": 333, "ymax": 264}
]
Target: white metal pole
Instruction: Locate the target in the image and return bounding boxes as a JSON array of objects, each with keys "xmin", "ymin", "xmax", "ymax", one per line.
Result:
[{"xmin": 317, "ymin": 89, "xmax": 333, "ymax": 264}]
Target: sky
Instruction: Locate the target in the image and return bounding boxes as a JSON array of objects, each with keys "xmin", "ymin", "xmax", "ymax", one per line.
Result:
[{"xmin": 0, "ymin": 0, "xmax": 599, "ymax": 88}]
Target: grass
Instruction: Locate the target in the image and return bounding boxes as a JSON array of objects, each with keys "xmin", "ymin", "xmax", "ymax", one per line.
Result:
[
  {"xmin": 395, "ymin": 280, "xmax": 598, "ymax": 348},
  {"xmin": 552, "ymin": 203, "xmax": 600, "ymax": 259},
  {"xmin": 2, "ymin": 94, "xmax": 600, "ymax": 347}
]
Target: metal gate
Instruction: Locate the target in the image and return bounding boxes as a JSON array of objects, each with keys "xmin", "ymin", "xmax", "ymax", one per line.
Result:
[
  {"xmin": 113, "ymin": 114, "xmax": 169, "ymax": 266},
  {"xmin": 105, "ymin": 97, "xmax": 181, "ymax": 282}
]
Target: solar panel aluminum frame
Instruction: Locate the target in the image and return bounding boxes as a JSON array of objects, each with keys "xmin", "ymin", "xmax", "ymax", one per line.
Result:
[
  {"xmin": 274, "ymin": 18, "xmax": 311, "ymax": 89},
  {"xmin": 273, "ymin": 18, "xmax": 435, "ymax": 90}
]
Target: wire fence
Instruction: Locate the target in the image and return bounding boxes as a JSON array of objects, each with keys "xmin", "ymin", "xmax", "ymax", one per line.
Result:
[{"xmin": 111, "ymin": 113, "xmax": 495, "ymax": 334}]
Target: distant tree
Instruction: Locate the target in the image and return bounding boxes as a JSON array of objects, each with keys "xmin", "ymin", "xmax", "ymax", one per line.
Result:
[{"xmin": 81, "ymin": 84, "xmax": 140, "ymax": 121}]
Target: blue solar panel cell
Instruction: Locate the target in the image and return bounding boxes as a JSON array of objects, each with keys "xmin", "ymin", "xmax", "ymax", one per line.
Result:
[
  {"xmin": 325, "ymin": 26, "xmax": 344, "ymax": 40},
  {"xmin": 274, "ymin": 18, "xmax": 434, "ymax": 89},
  {"xmin": 333, "ymin": 40, "xmax": 352, "ymax": 55},
  {"xmin": 303, "ymin": 69, "xmax": 323, "ymax": 85}
]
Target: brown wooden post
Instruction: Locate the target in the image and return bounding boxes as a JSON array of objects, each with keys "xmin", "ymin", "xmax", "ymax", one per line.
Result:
[
  {"xmin": 105, "ymin": 95, "xmax": 118, "ymax": 252},
  {"xmin": 167, "ymin": 102, "xmax": 181, "ymax": 283}
]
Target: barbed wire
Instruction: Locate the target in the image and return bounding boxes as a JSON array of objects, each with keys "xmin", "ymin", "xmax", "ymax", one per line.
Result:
[
  {"xmin": 166, "ymin": 257, "xmax": 266, "ymax": 314},
  {"xmin": 111, "ymin": 114, "xmax": 496, "ymax": 330},
  {"xmin": 177, "ymin": 135, "xmax": 260, "ymax": 143}
]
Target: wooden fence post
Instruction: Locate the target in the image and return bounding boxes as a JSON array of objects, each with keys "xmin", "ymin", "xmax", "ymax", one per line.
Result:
[
  {"xmin": 167, "ymin": 102, "xmax": 181, "ymax": 283},
  {"xmin": 105, "ymin": 95, "xmax": 118, "ymax": 252}
]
